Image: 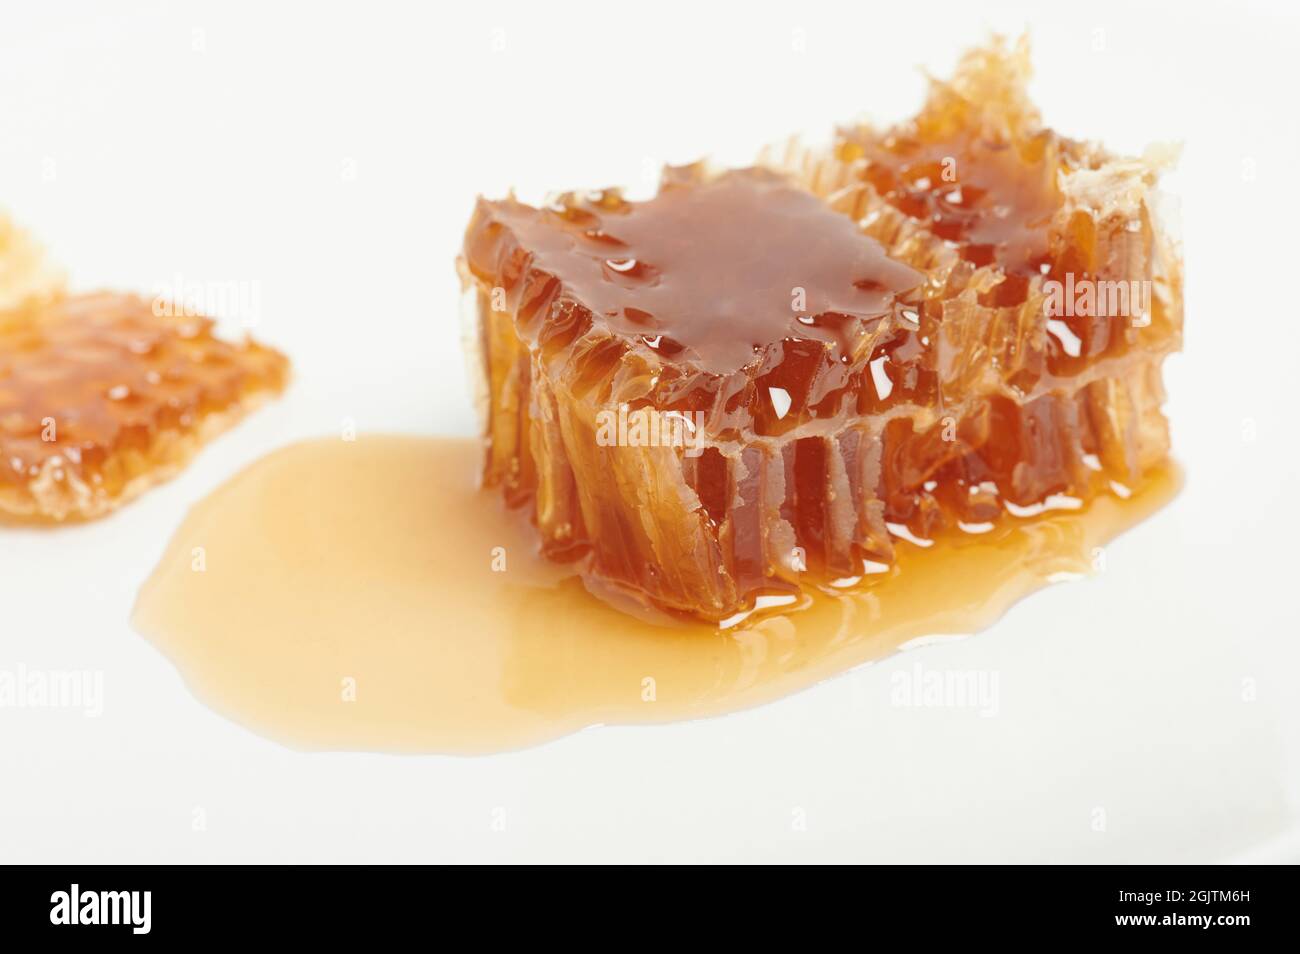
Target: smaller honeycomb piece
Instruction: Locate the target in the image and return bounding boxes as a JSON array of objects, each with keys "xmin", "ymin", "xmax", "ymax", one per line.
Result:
[
  {"xmin": 0, "ymin": 212, "xmax": 64, "ymax": 311},
  {"xmin": 0, "ymin": 292, "xmax": 289, "ymax": 520}
]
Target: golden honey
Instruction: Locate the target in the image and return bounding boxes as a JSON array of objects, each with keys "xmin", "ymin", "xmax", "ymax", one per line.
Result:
[{"xmin": 131, "ymin": 435, "xmax": 1179, "ymax": 755}]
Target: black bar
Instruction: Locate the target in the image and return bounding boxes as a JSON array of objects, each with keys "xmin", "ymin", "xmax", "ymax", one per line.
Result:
[{"xmin": 3, "ymin": 867, "xmax": 1291, "ymax": 941}]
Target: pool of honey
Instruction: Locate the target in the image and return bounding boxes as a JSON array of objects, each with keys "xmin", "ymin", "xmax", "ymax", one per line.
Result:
[{"xmin": 131, "ymin": 435, "xmax": 1179, "ymax": 755}]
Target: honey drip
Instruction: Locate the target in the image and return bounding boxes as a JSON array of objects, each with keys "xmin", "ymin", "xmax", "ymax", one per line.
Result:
[{"xmin": 131, "ymin": 435, "xmax": 1178, "ymax": 755}]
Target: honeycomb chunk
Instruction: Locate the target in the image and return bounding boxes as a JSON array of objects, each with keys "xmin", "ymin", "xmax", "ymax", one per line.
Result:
[
  {"xmin": 460, "ymin": 38, "xmax": 1182, "ymax": 622},
  {"xmin": 0, "ymin": 292, "xmax": 289, "ymax": 520},
  {"xmin": 766, "ymin": 36, "xmax": 1182, "ymax": 400}
]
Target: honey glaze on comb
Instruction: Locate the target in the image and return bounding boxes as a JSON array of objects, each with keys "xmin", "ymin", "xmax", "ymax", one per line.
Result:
[
  {"xmin": 464, "ymin": 167, "xmax": 923, "ymax": 377},
  {"xmin": 131, "ymin": 435, "xmax": 1178, "ymax": 755}
]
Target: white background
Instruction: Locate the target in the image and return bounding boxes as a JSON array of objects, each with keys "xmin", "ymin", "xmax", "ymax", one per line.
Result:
[{"xmin": 2, "ymin": 0, "xmax": 1299, "ymax": 863}]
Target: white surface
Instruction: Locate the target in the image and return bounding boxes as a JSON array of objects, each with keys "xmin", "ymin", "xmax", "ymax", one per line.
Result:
[{"xmin": 2, "ymin": 0, "xmax": 1299, "ymax": 863}]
